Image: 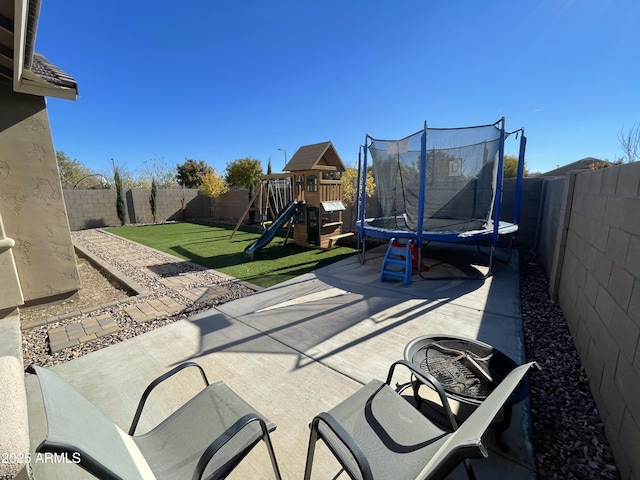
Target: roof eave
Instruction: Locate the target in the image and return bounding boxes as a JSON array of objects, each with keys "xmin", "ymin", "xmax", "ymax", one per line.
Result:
[
  {"xmin": 13, "ymin": 0, "xmax": 29, "ymax": 91},
  {"xmin": 13, "ymin": 0, "xmax": 77, "ymax": 101},
  {"xmin": 18, "ymin": 69, "xmax": 77, "ymax": 100}
]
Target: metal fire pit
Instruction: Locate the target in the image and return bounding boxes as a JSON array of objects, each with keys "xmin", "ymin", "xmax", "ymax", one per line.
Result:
[{"xmin": 403, "ymin": 334, "xmax": 529, "ymax": 448}]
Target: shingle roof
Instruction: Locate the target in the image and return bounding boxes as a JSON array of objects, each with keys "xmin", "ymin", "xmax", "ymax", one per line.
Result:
[
  {"xmin": 283, "ymin": 141, "xmax": 346, "ymax": 172},
  {"xmin": 31, "ymin": 54, "xmax": 78, "ymax": 90},
  {"xmin": 541, "ymin": 157, "xmax": 602, "ymax": 177},
  {"xmin": 0, "ymin": 0, "xmax": 77, "ymax": 98}
]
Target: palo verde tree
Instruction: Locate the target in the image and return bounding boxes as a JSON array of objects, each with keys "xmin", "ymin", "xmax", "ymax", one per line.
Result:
[
  {"xmin": 199, "ymin": 168, "xmax": 229, "ymax": 218},
  {"xmin": 176, "ymin": 159, "xmax": 213, "ymax": 188},
  {"xmin": 225, "ymin": 157, "xmax": 263, "ymax": 223}
]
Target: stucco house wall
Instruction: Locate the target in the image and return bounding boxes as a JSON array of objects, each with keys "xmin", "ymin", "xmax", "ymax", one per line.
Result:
[{"xmin": 0, "ymin": 87, "xmax": 79, "ymax": 307}]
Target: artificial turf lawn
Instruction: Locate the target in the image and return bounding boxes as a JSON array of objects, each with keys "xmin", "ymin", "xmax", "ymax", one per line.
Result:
[{"xmin": 106, "ymin": 221, "xmax": 357, "ymax": 288}]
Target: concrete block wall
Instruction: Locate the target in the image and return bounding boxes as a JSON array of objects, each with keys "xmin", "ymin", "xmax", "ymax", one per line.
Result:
[
  {"xmin": 63, "ymin": 189, "xmax": 120, "ymax": 230},
  {"xmin": 536, "ymin": 177, "xmax": 565, "ymax": 278},
  {"xmin": 127, "ymin": 189, "xmax": 211, "ymax": 224},
  {"xmin": 64, "ymin": 189, "xmax": 212, "ymax": 230},
  {"xmin": 555, "ymin": 162, "xmax": 640, "ymax": 480},
  {"xmin": 502, "ymin": 177, "xmax": 544, "ymax": 247},
  {"xmin": 215, "ymin": 188, "xmax": 252, "ymax": 222}
]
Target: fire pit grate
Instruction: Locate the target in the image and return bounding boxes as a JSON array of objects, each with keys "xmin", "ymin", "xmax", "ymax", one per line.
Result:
[{"xmin": 418, "ymin": 341, "xmax": 497, "ymax": 400}]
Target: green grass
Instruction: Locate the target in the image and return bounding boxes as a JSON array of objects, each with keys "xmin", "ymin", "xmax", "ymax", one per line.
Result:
[{"xmin": 105, "ymin": 222, "xmax": 357, "ymax": 288}]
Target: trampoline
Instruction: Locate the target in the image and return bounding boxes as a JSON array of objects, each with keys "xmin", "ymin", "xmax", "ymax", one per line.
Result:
[{"xmin": 355, "ymin": 118, "xmax": 526, "ymax": 276}]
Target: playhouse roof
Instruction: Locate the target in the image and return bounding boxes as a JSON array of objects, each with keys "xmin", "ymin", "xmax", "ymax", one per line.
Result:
[{"xmin": 284, "ymin": 141, "xmax": 346, "ymax": 172}]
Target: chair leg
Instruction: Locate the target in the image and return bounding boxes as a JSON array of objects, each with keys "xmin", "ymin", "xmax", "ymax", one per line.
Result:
[
  {"xmin": 262, "ymin": 430, "xmax": 282, "ymax": 480},
  {"xmin": 463, "ymin": 458, "xmax": 477, "ymax": 480},
  {"xmin": 493, "ymin": 406, "xmax": 513, "ymax": 452},
  {"xmin": 303, "ymin": 419, "xmax": 321, "ymax": 480}
]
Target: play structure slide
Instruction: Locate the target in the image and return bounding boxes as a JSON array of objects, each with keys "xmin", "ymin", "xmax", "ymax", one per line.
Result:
[{"xmin": 244, "ymin": 201, "xmax": 301, "ymax": 260}]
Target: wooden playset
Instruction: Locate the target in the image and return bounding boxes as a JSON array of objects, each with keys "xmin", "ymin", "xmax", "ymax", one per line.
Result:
[{"xmin": 233, "ymin": 141, "xmax": 353, "ymax": 257}]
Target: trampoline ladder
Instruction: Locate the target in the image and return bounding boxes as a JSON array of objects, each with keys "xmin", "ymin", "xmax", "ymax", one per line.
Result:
[{"xmin": 380, "ymin": 238, "xmax": 413, "ymax": 287}]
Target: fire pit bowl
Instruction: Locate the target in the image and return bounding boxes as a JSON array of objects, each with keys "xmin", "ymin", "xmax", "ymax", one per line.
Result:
[{"xmin": 403, "ymin": 334, "xmax": 529, "ymax": 447}]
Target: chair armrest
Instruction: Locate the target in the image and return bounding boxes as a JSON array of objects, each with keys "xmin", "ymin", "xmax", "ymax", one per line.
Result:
[
  {"xmin": 386, "ymin": 359, "xmax": 459, "ymax": 431},
  {"xmin": 129, "ymin": 362, "xmax": 209, "ymax": 435},
  {"xmin": 192, "ymin": 413, "xmax": 272, "ymax": 480},
  {"xmin": 310, "ymin": 412, "xmax": 374, "ymax": 480}
]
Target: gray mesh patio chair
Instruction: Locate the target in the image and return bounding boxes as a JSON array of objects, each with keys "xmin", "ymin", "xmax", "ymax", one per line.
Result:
[
  {"xmin": 304, "ymin": 360, "xmax": 538, "ymax": 480},
  {"xmin": 33, "ymin": 362, "xmax": 282, "ymax": 480}
]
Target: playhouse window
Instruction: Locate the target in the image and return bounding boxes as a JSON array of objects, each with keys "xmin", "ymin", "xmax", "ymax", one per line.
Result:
[
  {"xmin": 306, "ymin": 175, "xmax": 318, "ymax": 192},
  {"xmin": 322, "ymin": 171, "xmax": 342, "ymax": 180}
]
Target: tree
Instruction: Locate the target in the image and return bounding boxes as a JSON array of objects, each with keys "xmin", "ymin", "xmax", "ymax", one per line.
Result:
[
  {"xmin": 137, "ymin": 156, "xmax": 177, "ymax": 188},
  {"xmin": 176, "ymin": 159, "xmax": 213, "ymax": 188},
  {"xmin": 503, "ymin": 155, "xmax": 529, "ymax": 178},
  {"xmin": 150, "ymin": 179, "xmax": 158, "ymax": 223},
  {"xmin": 225, "ymin": 157, "xmax": 263, "ymax": 223},
  {"xmin": 199, "ymin": 169, "xmax": 229, "ymax": 218},
  {"xmin": 116, "ymin": 167, "xmax": 146, "ymax": 189},
  {"xmin": 267, "ymin": 157, "xmax": 272, "ymax": 175},
  {"xmin": 342, "ymin": 167, "xmax": 376, "ymax": 205},
  {"xmin": 342, "ymin": 166, "xmax": 376, "ymax": 230},
  {"xmin": 56, "ymin": 150, "xmax": 104, "ymax": 189},
  {"xmin": 618, "ymin": 123, "xmax": 639, "ymax": 163},
  {"xmin": 113, "ymin": 166, "xmax": 127, "ymax": 226}
]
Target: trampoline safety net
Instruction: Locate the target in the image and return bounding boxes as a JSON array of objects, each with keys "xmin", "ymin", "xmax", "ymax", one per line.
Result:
[{"xmin": 368, "ymin": 122, "xmax": 502, "ymax": 233}]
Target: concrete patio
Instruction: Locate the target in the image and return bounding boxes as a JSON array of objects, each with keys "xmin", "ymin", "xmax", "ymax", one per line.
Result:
[{"xmin": 23, "ymin": 242, "xmax": 536, "ymax": 479}]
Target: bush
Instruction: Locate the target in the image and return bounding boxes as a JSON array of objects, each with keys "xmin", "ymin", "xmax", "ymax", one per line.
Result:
[
  {"xmin": 150, "ymin": 179, "xmax": 158, "ymax": 222},
  {"xmin": 114, "ymin": 168, "xmax": 127, "ymax": 226}
]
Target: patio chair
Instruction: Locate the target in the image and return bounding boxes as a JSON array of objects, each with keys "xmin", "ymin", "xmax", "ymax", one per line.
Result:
[
  {"xmin": 304, "ymin": 360, "xmax": 538, "ymax": 480},
  {"xmin": 32, "ymin": 362, "xmax": 282, "ymax": 480}
]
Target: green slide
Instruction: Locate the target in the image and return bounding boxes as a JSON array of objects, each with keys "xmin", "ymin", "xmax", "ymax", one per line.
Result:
[{"xmin": 244, "ymin": 201, "xmax": 301, "ymax": 260}]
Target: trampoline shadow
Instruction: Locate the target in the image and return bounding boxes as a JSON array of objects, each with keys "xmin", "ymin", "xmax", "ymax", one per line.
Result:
[
  {"xmin": 419, "ymin": 243, "xmax": 491, "ymax": 280},
  {"xmin": 362, "ymin": 242, "xmax": 495, "ymax": 281}
]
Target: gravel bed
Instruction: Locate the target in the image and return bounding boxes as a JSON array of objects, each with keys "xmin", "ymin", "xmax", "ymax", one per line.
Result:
[
  {"xmin": 520, "ymin": 249, "xmax": 619, "ymax": 479},
  {"xmin": 22, "ymin": 230, "xmax": 255, "ymax": 369},
  {"xmin": 19, "ymin": 254, "xmax": 131, "ymax": 329}
]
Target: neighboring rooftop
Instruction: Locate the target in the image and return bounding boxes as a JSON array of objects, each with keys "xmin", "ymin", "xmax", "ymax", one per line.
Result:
[{"xmin": 541, "ymin": 157, "xmax": 603, "ymax": 176}]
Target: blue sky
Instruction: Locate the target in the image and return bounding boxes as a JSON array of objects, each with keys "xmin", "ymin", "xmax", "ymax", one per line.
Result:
[{"xmin": 37, "ymin": 0, "xmax": 639, "ymax": 176}]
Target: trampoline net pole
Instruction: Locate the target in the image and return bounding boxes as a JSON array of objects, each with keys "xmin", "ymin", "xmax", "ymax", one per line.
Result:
[
  {"xmin": 513, "ymin": 132, "xmax": 527, "ymax": 226},
  {"xmin": 492, "ymin": 118, "xmax": 506, "ymax": 247}
]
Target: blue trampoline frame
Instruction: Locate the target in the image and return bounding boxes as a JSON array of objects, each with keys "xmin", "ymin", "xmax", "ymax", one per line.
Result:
[{"xmin": 355, "ymin": 118, "xmax": 527, "ymax": 277}]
